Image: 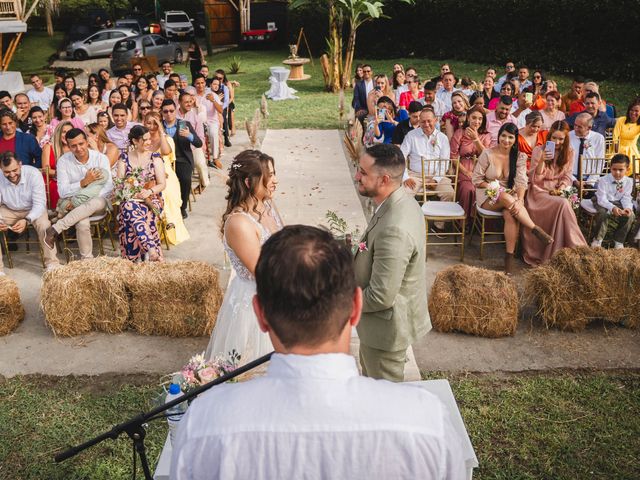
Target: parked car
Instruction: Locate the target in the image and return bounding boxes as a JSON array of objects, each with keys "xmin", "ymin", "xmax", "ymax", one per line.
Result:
[
  {"xmin": 110, "ymin": 34, "xmax": 183, "ymax": 73},
  {"xmin": 114, "ymin": 17, "xmax": 150, "ymax": 34},
  {"xmin": 160, "ymin": 10, "xmax": 194, "ymax": 40},
  {"xmin": 66, "ymin": 28, "xmax": 139, "ymax": 61}
]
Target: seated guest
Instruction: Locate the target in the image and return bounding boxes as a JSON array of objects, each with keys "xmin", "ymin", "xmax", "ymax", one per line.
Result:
[
  {"xmin": 568, "ymin": 81, "xmax": 606, "ymax": 116},
  {"xmin": 14, "ymin": 93, "xmax": 31, "ymax": 132},
  {"xmin": 470, "ymin": 76, "xmax": 499, "ymax": 109},
  {"xmin": 522, "ymin": 121, "xmax": 586, "ymax": 265},
  {"xmin": 117, "ymin": 125, "xmax": 166, "ymax": 262},
  {"xmin": 177, "ymin": 90, "xmax": 208, "ymax": 193},
  {"xmin": 516, "ymin": 66, "xmax": 532, "ymax": 92},
  {"xmin": 49, "ymin": 97, "xmax": 85, "ymax": 132},
  {"xmin": 450, "ymin": 105, "xmax": 492, "ymax": 223},
  {"xmin": 486, "ymin": 96, "xmax": 517, "ymax": 146},
  {"xmin": 430, "ymin": 63, "xmax": 451, "ymax": 83},
  {"xmin": 392, "ymin": 69, "xmax": 408, "ymax": 99},
  {"xmin": 171, "ymin": 225, "xmax": 466, "ymax": 479},
  {"xmin": 488, "ymin": 81, "xmax": 515, "ymax": 110},
  {"xmin": 107, "ymin": 103, "xmax": 138, "ymax": 152},
  {"xmin": 397, "ymin": 75, "xmax": 423, "ymax": 110},
  {"xmin": 567, "ymin": 92, "xmax": 616, "ymax": 137},
  {"xmin": 494, "ymin": 61, "xmax": 516, "ymax": 92},
  {"xmin": 540, "ymin": 91, "xmax": 565, "ymax": 129},
  {"xmin": 44, "ymin": 129, "xmax": 113, "ymax": 258},
  {"xmin": 0, "ymin": 109, "xmax": 42, "ymax": 167},
  {"xmin": 119, "ymin": 84, "xmax": 138, "ymax": 121},
  {"xmin": 151, "ymin": 90, "xmax": 165, "ymax": 113},
  {"xmin": 420, "ymin": 81, "xmax": 447, "ymax": 119},
  {"xmin": 70, "ymin": 89, "xmax": 97, "ymax": 125},
  {"xmin": 590, "ymin": 154, "xmax": 635, "ymax": 249},
  {"xmin": 472, "ymin": 123, "xmax": 553, "ymax": 274},
  {"xmin": 485, "ymin": 67, "xmax": 497, "ymax": 80},
  {"xmin": 370, "ymin": 96, "xmax": 408, "ymax": 145},
  {"xmin": 435, "ymin": 72, "xmax": 458, "ymax": 111},
  {"xmin": 366, "ymin": 74, "xmax": 395, "ymax": 116},
  {"xmin": 42, "ymin": 121, "xmax": 74, "ymax": 210},
  {"xmin": 0, "ymin": 91, "xmax": 14, "ymax": 112},
  {"xmin": 560, "ymin": 76, "xmax": 585, "ymax": 114},
  {"xmin": 442, "ymin": 91, "xmax": 470, "ymax": 141},
  {"xmin": 86, "ymin": 123, "xmax": 120, "ymax": 173},
  {"xmin": 459, "ymin": 77, "xmax": 476, "ymax": 98},
  {"xmin": 352, "ymin": 64, "xmax": 373, "ymax": 123},
  {"xmin": 27, "ymin": 74, "xmax": 54, "ymax": 110},
  {"xmin": 392, "ymin": 101, "xmax": 423, "ymax": 145},
  {"xmin": 0, "ymin": 152, "xmax": 60, "ymax": 272},
  {"xmin": 612, "ymin": 99, "xmax": 640, "ymax": 176},
  {"xmin": 523, "ymin": 70, "xmax": 545, "ymax": 96},
  {"xmin": 161, "ymin": 99, "xmax": 202, "ymax": 219},
  {"xmin": 517, "ymin": 111, "xmax": 548, "ymax": 169},
  {"xmin": 569, "ymin": 112, "xmax": 605, "ymax": 179},
  {"xmin": 163, "ymin": 79, "xmax": 180, "ymax": 108},
  {"xmin": 400, "ymin": 109, "xmax": 453, "ymax": 199},
  {"xmin": 28, "ymin": 106, "xmax": 50, "ymax": 147},
  {"xmin": 49, "ymin": 84, "xmax": 67, "ymax": 120},
  {"xmin": 157, "ymin": 61, "xmax": 173, "ymax": 89},
  {"xmin": 512, "ymin": 90, "xmax": 535, "ymax": 125}
]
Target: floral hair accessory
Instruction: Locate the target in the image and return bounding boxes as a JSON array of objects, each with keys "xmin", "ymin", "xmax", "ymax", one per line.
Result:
[{"xmin": 231, "ymin": 163, "xmax": 242, "ymax": 170}]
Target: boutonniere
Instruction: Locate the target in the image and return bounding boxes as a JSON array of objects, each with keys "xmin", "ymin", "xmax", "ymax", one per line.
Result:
[
  {"xmin": 583, "ymin": 140, "xmax": 591, "ymax": 150},
  {"xmin": 357, "ymin": 241, "xmax": 368, "ymax": 253},
  {"xmin": 430, "ymin": 138, "xmax": 438, "ymax": 147},
  {"xmin": 614, "ymin": 180, "xmax": 624, "ymax": 193}
]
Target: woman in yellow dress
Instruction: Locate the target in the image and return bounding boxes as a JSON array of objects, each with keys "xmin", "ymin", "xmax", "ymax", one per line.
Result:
[
  {"xmin": 143, "ymin": 111, "xmax": 190, "ymax": 245},
  {"xmin": 613, "ymin": 99, "xmax": 640, "ymax": 176}
]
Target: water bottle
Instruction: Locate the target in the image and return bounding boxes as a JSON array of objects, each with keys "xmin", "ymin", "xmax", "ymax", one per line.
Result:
[{"xmin": 165, "ymin": 383, "xmax": 187, "ymax": 446}]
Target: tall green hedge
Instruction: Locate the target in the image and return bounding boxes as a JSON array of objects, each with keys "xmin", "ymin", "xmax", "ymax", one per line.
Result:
[{"xmin": 289, "ymin": 0, "xmax": 640, "ymax": 81}]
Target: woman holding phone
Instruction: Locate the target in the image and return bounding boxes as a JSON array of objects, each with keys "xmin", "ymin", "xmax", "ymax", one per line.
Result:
[
  {"xmin": 371, "ymin": 96, "xmax": 408, "ymax": 145},
  {"xmin": 522, "ymin": 120, "xmax": 586, "ymax": 265},
  {"xmin": 517, "ymin": 111, "xmax": 547, "ymax": 169}
]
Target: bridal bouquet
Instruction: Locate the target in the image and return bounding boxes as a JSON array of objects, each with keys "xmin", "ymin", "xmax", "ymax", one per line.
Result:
[
  {"xmin": 168, "ymin": 350, "xmax": 241, "ymax": 395},
  {"xmin": 113, "ymin": 166, "xmax": 160, "ymax": 215},
  {"xmin": 485, "ymin": 180, "xmax": 505, "ymax": 205},
  {"xmin": 325, "ymin": 210, "xmax": 364, "ymax": 254},
  {"xmin": 560, "ymin": 185, "xmax": 579, "ymax": 210}
]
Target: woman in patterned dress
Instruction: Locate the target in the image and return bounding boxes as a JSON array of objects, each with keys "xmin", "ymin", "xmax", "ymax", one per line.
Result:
[{"xmin": 117, "ymin": 125, "xmax": 166, "ymax": 262}]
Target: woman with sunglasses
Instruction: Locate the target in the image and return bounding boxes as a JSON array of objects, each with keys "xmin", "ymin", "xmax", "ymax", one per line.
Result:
[{"xmin": 136, "ymin": 99, "xmax": 153, "ymax": 123}]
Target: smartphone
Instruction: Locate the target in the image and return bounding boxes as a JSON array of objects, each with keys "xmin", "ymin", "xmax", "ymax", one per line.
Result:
[
  {"xmin": 177, "ymin": 120, "xmax": 185, "ymax": 130},
  {"xmin": 378, "ymin": 108, "xmax": 386, "ymax": 120},
  {"xmin": 374, "ymin": 85, "xmax": 381, "ymax": 91},
  {"xmin": 545, "ymin": 140, "xmax": 555, "ymax": 156},
  {"xmin": 524, "ymin": 92, "xmax": 533, "ymax": 103}
]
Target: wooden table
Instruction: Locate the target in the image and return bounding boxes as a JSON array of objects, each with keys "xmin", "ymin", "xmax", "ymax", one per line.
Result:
[{"xmin": 282, "ymin": 58, "xmax": 310, "ymax": 81}]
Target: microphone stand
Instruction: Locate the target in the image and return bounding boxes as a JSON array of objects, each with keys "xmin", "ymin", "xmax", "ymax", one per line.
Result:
[{"xmin": 54, "ymin": 352, "xmax": 274, "ymax": 480}]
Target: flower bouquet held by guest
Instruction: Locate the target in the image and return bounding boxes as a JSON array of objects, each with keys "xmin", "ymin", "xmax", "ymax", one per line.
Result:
[
  {"xmin": 205, "ymin": 150, "xmax": 282, "ymax": 365},
  {"xmin": 472, "ymin": 122, "xmax": 553, "ymax": 274},
  {"xmin": 450, "ymin": 105, "xmax": 492, "ymax": 223},
  {"xmin": 115, "ymin": 125, "xmax": 166, "ymax": 262},
  {"xmin": 522, "ymin": 121, "xmax": 586, "ymax": 266}
]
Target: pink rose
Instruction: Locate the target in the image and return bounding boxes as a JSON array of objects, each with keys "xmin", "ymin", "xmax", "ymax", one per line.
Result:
[
  {"xmin": 358, "ymin": 242, "xmax": 368, "ymax": 252},
  {"xmin": 198, "ymin": 367, "xmax": 218, "ymax": 384}
]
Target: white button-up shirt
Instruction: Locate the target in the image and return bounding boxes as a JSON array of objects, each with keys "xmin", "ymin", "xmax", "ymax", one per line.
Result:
[
  {"xmin": 27, "ymin": 87, "xmax": 54, "ymax": 110},
  {"xmin": 364, "ymin": 79, "xmax": 373, "ymax": 96},
  {"xmin": 435, "ymin": 88, "xmax": 459, "ymax": 111},
  {"xmin": 595, "ymin": 174, "xmax": 633, "ymax": 211},
  {"xmin": 419, "ymin": 97, "xmax": 448, "ymax": 119},
  {"xmin": 401, "ymin": 128, "xmax": 451, "ymax": 181},
  {"xmin": 569, "ymin": 130, "xmax": 605, "ymax": 176},
  {"xmin": 0, "ymin": 165, "xmax": 46, "ymax": 222},
  {"xmin": 171, "ymin": 353, "xmax": 466, "ymax": 480},
  {"xmin": 56, "ymin": 149, "xmax": 113, "ymax": 199}
]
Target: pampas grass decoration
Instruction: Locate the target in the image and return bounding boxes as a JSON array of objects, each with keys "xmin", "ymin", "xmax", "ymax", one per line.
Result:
[
  {"xmin": 428, "ymin": 264, "xmax": 518, "ymax": 337},
  {"xmin": 0, "ymin": 276, "xmax": 25, "ymax": 336},
  {"xmin": 260, "ymin": 94, "xmax": 269, "ymax": 119},
  {"xmin": 525, "ymin": 246, "xmax": 640, "ymax": 331}
]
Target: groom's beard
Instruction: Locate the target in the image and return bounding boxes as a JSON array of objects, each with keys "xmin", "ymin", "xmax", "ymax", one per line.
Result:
[{"xmin": 356, "ymin": 182, "xmax": 377, "ymax": 198}]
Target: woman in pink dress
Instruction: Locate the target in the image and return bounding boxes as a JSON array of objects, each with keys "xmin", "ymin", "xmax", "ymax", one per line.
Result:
[
  {"xmin": 522, "ymin": 120, "xmax": 586, "ymax": 266},
  {"xmin": 450, "ymin": 105, "xmax": 492, "ymax": 225}
]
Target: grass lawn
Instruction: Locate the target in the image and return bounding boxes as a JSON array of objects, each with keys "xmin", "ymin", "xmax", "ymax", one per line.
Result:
[
  {"xmin": 171, "ymin": 49, "xmax": 640, "ymax": 130},
  {"xmin": 1, "ymin": 371, "xmax": 638, "ymax": 479},
  {"xmin": 9, "ymin": 31, "xmax": 63, "ymax": 83}
]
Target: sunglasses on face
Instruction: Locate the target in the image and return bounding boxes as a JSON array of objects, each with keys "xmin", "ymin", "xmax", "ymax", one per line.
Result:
[
  {"xmin": 140, "ymin": 105, "xmax": 151, "ymax": 110},
  {"xmin": 162, "ymin": 109, "xmax": 175, "ymax": 113},
  {"xmin": 363, "ymin": 69, "xmax": 372, "ymax": 73}
]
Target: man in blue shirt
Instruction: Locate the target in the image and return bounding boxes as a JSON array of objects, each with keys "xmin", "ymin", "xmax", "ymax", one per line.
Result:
[
  {"xmin": 0, "ymin": 109, "xmax": 41, "ymax": 168},
  {"xmin": 567, "ymin": 92, "xmax": 616, "ymax": 136}
]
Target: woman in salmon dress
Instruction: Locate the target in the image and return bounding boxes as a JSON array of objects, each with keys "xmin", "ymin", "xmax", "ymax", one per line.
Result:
[
  {"xmin": 450, "ymin": 105, "xmax": 492, "ymax": 225},
  {"xmin": 522, "ymin": 121, "xmax": 586, "ymax": 266},
  {"xmin": 517, "ymin": 111, "xmax": 547, "ymax": 170}
]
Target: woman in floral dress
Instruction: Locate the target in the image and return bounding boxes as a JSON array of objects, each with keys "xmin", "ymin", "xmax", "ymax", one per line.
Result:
[{"xmin": 117, "ymin": 125, "xmax": 166, "ymax": 261}]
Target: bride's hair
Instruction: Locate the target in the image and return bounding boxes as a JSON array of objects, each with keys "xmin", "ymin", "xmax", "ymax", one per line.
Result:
[{"xmin": 220, "ymin": 149, "xmax": 275, "ymax": 236}]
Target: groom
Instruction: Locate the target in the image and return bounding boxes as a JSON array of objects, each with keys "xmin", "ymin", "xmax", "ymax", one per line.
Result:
[{"xmin": 353, "ymin": 143, "xmax": 430, "ymax": 382}]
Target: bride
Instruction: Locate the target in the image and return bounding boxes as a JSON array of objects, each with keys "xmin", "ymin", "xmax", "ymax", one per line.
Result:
[{"xmin": 205, "ymin": 150, "xmax": 282, "ymax": 364}]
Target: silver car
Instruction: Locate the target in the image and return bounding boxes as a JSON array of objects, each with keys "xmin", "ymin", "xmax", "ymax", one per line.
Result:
[
  {"xmin": 110, "ymin": 34, "xmax": 183, "ymax": 73},
  {"xmin": 66, "ymin": 28, "xmax": 138, "ymax": 61}
]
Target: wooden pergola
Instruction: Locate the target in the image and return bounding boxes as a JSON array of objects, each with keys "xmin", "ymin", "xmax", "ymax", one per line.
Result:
[
  {"xmin": 228, "ymin": 0, "xmax": 250, "ymax": 34},
  {"xmin": 0, "ymin": 0, "xmax": 40, "ymax": 71}
]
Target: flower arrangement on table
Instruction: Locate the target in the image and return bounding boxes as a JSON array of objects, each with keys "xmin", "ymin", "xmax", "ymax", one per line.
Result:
[
  {"xmin": 325, "ymin": 210, "xmax": 365, "ymax": 254},
  {"xmin": 165, "ymin": 350, "xmax": 241, "ymax": 396},
  {"xmin": 113, "ymin": 166, "xmax": 160, "ymax": 216}
]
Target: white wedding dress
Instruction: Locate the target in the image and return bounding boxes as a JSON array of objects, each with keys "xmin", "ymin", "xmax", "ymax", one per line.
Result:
[{"xmin": 205, "ymin": 207, "xmax": 282, "ymax": 364}]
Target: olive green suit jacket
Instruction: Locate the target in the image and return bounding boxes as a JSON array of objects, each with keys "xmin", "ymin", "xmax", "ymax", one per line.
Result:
[{"xmin": 354, "ymin": 187, "xmax": 431, "ymax": 351}]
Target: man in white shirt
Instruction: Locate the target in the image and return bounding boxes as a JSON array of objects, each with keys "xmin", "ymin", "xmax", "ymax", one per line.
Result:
[
  {"xmin": 157, "ymin": 61, "xmax": 174, "ymax": 89},
  {"xmin": 0, "ymin": 152, "xmax": 59, "ymax": 272},
  {"xmin": 177, "ymin": 90, "xmax": 209, "ymax": 192},
  {"xmin": 421, "ymin": 81, "xmax": 447, "ymax": 120},
  {"xmin": 569, "ymin": 112, "xmax": 605, "ymax": 178},
  {"xmin": 27, "ymin": 74, "xmax": 54, "ymax": 110},
  {"xmin": 44, "ymin": 129, "xmax": 113, "ymax": 259},
  {"xmin": 400, "ymin": 109, "xmax": 453, "ymax": 200},
  {"xmin": 435, "ymin": 72, "xmax": 458, "ymax": 111},
  {"xmin": 106, "ymin": 104, "xmax": 138, "ymax": 152},
  {"xmin": 517, "ymin": 66, "xmax": 532, "ymax": 92},
  {"xmin": 494, "ymin": 61, "xmax": 516, "ymax": 93},
  {"xmin": 171, "ymin": 225, "xmax": 466, "ymax": 480}
]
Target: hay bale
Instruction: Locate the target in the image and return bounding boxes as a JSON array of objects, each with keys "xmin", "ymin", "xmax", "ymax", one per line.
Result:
[
  {"xmin": 126, "ymin": 261, "xmax": 223, "ymax": 336},
  {"xmin": 524, "ymin": 247, "xmax": 640, "ymax": 331},
  {"xmin": 0, "ymin": 276, "xmax": 25, "ymax": 335},
  {"xmin": 40, "ymin": 257, "xmax": 132, "ymax": 336},
  {"xmin": 428, "ymin": 264, "xmax": 518, "ymax": 337}
]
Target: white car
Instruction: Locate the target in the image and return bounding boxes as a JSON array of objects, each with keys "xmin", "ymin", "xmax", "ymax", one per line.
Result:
[
  {"xmin": 66, "ymin": 28, "xmax": 138, "ymax": 60},
  {"xmin": 160, "ymin": 10, "xmax": 194, "ymax": 40}
]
